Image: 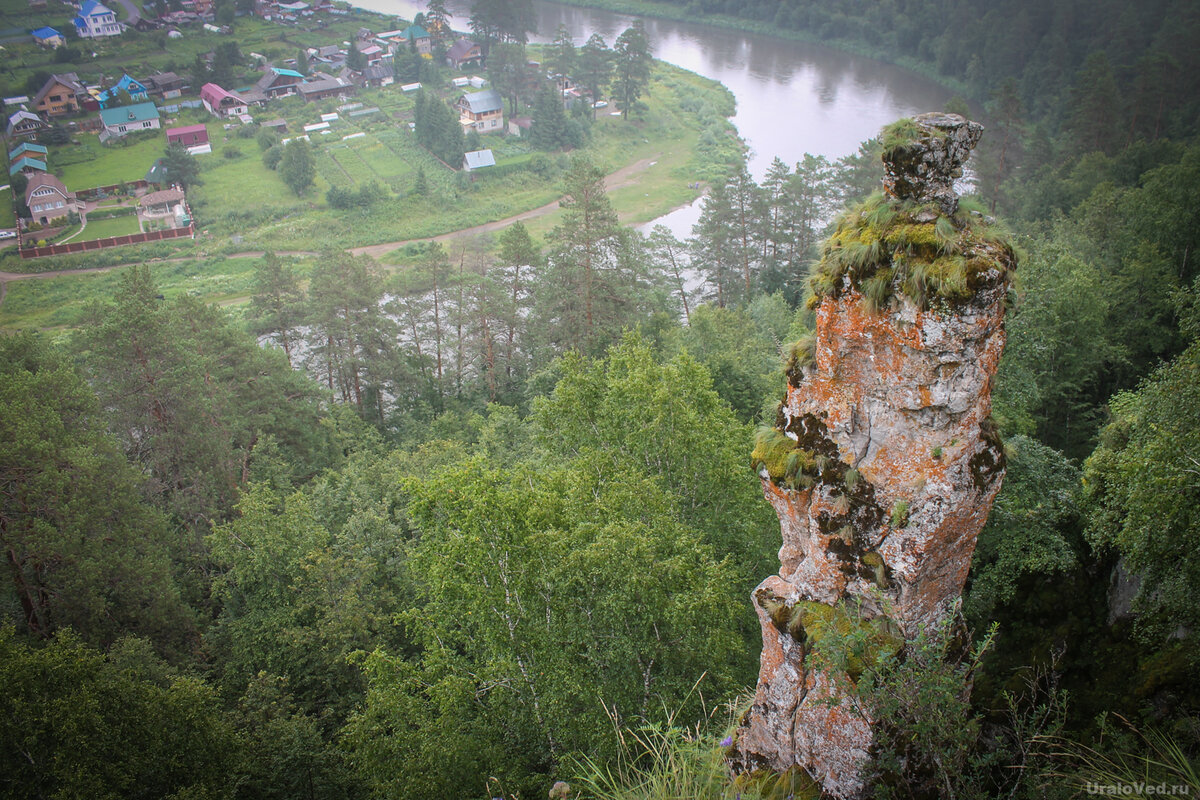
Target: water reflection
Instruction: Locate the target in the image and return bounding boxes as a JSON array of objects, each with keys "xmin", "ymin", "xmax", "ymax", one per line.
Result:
[{"xmin": 359, "ymin": 0, "xmax": 951, "ymax": 234}]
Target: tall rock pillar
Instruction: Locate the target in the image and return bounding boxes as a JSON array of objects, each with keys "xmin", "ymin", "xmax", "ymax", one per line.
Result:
[{"xmin": 729, "ymin": 114, "xmax": 1015, "ymax": 798}]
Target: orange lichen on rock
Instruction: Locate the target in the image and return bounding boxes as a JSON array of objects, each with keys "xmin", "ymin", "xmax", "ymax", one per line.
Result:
[{"xmin": 731, "ymin": 113, "xmax": 1013, "ymax": 799}]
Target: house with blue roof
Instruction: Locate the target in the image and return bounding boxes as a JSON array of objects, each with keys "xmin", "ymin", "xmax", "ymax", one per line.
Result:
[
  {"xmin": 73, "ymin": 1, "xmax": 120, "ymax": 38},
  {"xmin": 32, "ymin": 27, "xmax": 64, "ymax": 48},
  {"xmin": 10, "ymin": 157, "xmax": 48, "ymax": 177},
  {"xmin": 9, "ymin": 142, "xmax": 49, "ymax": 163},
  {"xmin": 98, "ymin": 101, "xmax": 160, "ymax": 141},
  {"xmin": 97, "ymin": 74, "xmax": 149, "ymax": 108}
]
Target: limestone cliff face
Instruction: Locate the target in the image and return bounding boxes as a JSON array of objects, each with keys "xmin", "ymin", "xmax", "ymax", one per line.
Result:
[{"xmin": 730, "ymin": 114, "xmax": 1014, "ymax": 798}]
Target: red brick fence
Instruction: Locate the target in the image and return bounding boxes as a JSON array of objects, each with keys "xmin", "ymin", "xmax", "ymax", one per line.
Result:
[{"xmin": 19, "ymin": 224, "xmax": 194, "ymax": 259}]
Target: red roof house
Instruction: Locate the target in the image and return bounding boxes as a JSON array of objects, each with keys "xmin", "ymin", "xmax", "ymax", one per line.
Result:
[
  {"xmin": 200, "ymin": 83, "xmax": 248, "ymax": 118},
  {"xmin": 166, "ymin": 124, "xmax": 209, "ymax": 146}
]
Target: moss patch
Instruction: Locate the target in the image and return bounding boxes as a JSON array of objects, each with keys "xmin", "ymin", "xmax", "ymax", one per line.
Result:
[
  {"xmin": 806, "ymin": 192, "xmax": 1015, "ymax": 311},
  {"xmin": 797, "ymin": 600, "xmax": 904, "ymax": 681}
]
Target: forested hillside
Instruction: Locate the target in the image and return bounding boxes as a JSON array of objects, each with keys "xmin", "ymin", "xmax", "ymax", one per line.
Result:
[{"xmin": 3, "ymin": 0, "xmax": 1199, "ymax": 797}]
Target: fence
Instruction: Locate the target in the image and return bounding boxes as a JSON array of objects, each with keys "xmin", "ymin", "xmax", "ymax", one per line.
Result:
[{"xmin": 19, "ymin": 224, "xmax": 194, "ymax": 259}]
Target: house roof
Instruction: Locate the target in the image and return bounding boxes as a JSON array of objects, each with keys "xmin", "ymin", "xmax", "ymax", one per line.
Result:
[
  {"xmin": 446, "ymin": 38, "xmax": 479, "ymax": 62},
  {"xmin": 298, "ymin": 76, "xmax": 350, "ymax": 96},
  {"xmin": 98, "ymin": 74, "xmax": 148, "ymax": 105},
  {"xmin": 7, "ymin": 110, "xmax": 46, "ymax": 133},
  {"xmin": 34, "ymin": 73, "xmax": 84, "ymax": 105},
  {"xmin": 460, "ymin": 88, "xmax": 502, "ymax": 114},
  {"xmin": 115, "ymin": 74, "xmax": 146, "ymax": 93},
  {"xmin": 24, "ymin": 172, "xmax": 73, "ymax": 205},
  {"xmin": 261, "ymin": 118, "xmax": 287, "ymax": 129},
  {"xmin": 362, "ymin": 64, "xmax": 393, "ymax": 81},
  {"xmin": 140, "ymin": 188, "xmax": 185, "ymax": 207},
  {"xmin": 402, "ymin": 24, "xmax": 428, "ymax": 40},
  {"xmin": 9, "ymin": 157, "xmax": 47, "ymax": 175},
  {"xmin": 79, "ymin": 0, "xmax": 114, "ymax": 17},
  {"xmin": 32, "ymin": 26, "xmax": 61, "ymax": 38},
  {"xmin": 463, "ymin": 149, "xmax": 495, "ymax": 170},
  {"xmin": 146, "ymin": 71, "xmax": 183, "ymax": 89},
  {"xmin": 8, "ymin": 142, "xmax": 48, "ymax": 160},
  {"xmin": 200, "ymin": 82, "xmax": 243, "ymax": 107},
  {"xmin": 99, "ymin": 101, "xmax": 159, "ymax": 126},
  {"xmin": 166, "ymin": 123, "xmax": 208, "ymax": 138}
]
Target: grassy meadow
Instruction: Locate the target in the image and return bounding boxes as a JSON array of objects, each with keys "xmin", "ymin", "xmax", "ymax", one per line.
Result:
[{"xmin": 0, "ymin": 1, "xmax": 739, "ymax": 330}]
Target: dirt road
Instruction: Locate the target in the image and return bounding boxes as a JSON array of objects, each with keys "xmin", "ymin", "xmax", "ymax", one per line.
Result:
[{"xmin": 0, "ymin": 156, "xmax": 669, "ymax": 310}]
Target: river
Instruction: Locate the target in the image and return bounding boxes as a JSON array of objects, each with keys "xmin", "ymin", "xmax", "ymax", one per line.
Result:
[{"xmin": 351, "ymin": 0, "xmax": 953, "ymax": 234}]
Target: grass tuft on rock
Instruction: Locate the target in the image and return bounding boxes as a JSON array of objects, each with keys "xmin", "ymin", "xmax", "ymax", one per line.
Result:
[{"xmin": 805, "ymin": 191, "xmax": 1015, "ymax": 312}]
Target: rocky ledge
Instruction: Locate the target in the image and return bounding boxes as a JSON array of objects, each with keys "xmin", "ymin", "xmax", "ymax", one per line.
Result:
[{"xmin": 729, "ymin": 113, "xmax": 1013, "ymax": 798}]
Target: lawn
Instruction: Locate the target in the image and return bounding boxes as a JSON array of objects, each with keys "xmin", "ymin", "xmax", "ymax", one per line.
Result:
[
  {"xmin": 0, "ymin": 187, "xmax": 16, "ymax": 229},
  {"xmin": 82, "ymin": 214, "xmax": 142, "ymax": 239},
  {"xmin": 56, "ymin": 133, "xmax": 164, "ymax": 191},
  {"xmin": 0, "ymin": 254, "xmax": 285, "ymax": 329}
]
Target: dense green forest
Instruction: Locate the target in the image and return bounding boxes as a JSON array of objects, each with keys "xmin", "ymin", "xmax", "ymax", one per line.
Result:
[{"xmin": 3, "ymin": 0, "xmax": 1200, "ymax": 797}]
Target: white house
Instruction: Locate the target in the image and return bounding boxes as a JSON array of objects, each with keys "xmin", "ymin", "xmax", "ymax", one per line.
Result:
[
  {"xmin": 98, "ymin": 101, "xmax": 161, "ymax": 141},
  {"xmin": 73, "ymin": 1, "xmax": 121, "ymax": 38}
]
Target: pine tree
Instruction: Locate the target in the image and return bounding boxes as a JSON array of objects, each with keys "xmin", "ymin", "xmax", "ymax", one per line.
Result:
[{"xmin": 613, "ymin": 21, "xmax": 651, "ymax": 120}]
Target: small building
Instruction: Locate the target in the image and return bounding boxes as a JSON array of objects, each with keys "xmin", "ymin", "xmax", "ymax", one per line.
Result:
[
  {"xmin": 145, "ymin": 72, "xmax": 186, "ymax": 98},
  {"xmin": 297, "ymin": 75, "xmax": 355, "ymax": 103},
  {"xmin": 96, "ymin": 74, "xmax": 150, "ymax": 109},
  {"xmin": 462, "ymin": 148, "xmax": 495, "ymax": 171},
  {"xmin": 166, "ymin": 124, "xmax": 209, "ymax": 147},
  {"xmin": 507, "ymin": 115, "xmax": 532, "ymax": 137},
  {"xmin": 254, "ymin": 67, "xmax": 305, "ymax": 99},
  {"xmin": 200, "ymin": 83, "xmax": 248, "ymax": 118},
  {"xmin": 445, "ymin": 38, "xmax": 482, "ymax": 70},
  {"xmin": 25, "ymin": 173, "xmax": 76, "ymax": 224},
  {"xmin": 455, "ymin": 88, "xmax": 503, "ymax": 133},
  {"xmin": 34, "ymin": 73, "xmax": 86, "ymax": 117},
  {"xmin": 9, "ymin": 157, "xmax": 47, "ymax": 176},
  {"xmin": 73, "ymin": 0, "xmax": 121, "ymax": 38},
  {"xmin": 99, "ymin": 101, "xmax": 161, "ymax": 140},
  {"xmin": 359, "ymin": 64, "xmax": 394, "ymax": 88},
  {"xmin": 359, "ymin": 44, "xmax": 384, "ymax": 65},
  {"xmin": 7, "ymin": 110, "xmax": 49, "ymax": 140},
  {"xmin": 308, "ymin": 44, "xmax": 342, "ymax": 61},
  {"xmin": 401, "ymin": 24, "xmax": 431, "ymax": 56},
  {"xmin": 32, "ymin": 26, "xmax": 64, "ymax": 47},
  {"xmin": 261, "ymin": 118, "xmax": 288, "ymax": 132},
  {"xmin": 139, "ymin": 187, "xmax": 186, "ymax": 217},
  {"xmin": 9, "ymin": 142, "xmax": 48, "ymax": 162}
]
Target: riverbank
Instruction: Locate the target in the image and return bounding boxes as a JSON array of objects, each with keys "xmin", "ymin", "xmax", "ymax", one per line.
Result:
[{"xmin": 544, "ymin": 0, "xmax": 972, "ymax": 101}]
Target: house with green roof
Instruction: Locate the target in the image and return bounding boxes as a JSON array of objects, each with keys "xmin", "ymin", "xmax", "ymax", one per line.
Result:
[
  {"xmin": 402, "ymin": 24, "xmax": 431, "ymax": 55},
  {"xmin": 9, "ymin": 142, "xmax": 48, "ymax": 163},
  {"xmin": 99, "ymin": 101, "xmax": 160, "ymax": 141},
  {"xmin": 9, "ymin": 157, "xmax": 47, "ymax": 176}
]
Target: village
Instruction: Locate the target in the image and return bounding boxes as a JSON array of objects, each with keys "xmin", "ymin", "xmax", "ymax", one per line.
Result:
[{"xmin": 0, "ymin": 0, "xmax": 681, "ymax": 258}]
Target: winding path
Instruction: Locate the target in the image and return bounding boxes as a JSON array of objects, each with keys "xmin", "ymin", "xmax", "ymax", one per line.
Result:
[{"xmin": 0, "ymin": 157, "xmax": 670, "ymax": 308}]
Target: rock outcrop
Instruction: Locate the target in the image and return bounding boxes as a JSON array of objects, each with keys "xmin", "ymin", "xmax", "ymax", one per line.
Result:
[{"xmin": 730, "ymin": 114, "xmax": 1014, "ymax": 798}]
